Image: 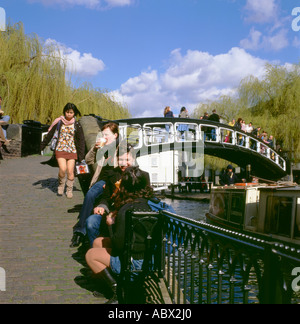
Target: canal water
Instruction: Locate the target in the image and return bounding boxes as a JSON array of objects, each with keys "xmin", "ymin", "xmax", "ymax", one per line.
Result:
[
  {"xmin": 161, "ymin": 197, "xmax": 209, "ymax": 222},
  {"xmin": 159, "ymin": 196, "xmax": 260, "ymax": 304}
]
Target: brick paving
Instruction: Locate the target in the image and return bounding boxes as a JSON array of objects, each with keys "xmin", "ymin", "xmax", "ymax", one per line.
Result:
[{"xmin": 0, "ymin": 155, "xmax": 104, "ymax": 304}]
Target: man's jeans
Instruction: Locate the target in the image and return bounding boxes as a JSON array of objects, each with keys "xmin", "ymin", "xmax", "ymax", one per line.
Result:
[
  {"xmin": 72, "ymin": 180, "xmax": 105, "ymax": 236},
  {"xmin": 86, "ymin": 213, "xmax": 104, "ymax": 247}
]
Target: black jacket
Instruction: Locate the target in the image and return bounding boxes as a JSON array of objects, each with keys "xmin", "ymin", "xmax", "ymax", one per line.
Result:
[
  {"xmin": 208, "ymin": 113, "xmax": 220, "ymax": 123},
  {"xmin": 40, "ymin": 120, "xmax": 86, "ymax": 164},
  {"xmin": 111, "ymin": 198, "xmax": 153, "ymax": 258},
  {"xmin": 219, "ymin": 171, "xmax": 240, "ymax": 186}
]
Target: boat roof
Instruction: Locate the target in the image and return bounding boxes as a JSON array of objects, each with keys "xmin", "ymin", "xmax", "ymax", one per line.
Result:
[{"xmin": 213, "ymin": 182, "xmax": 300, "ymax": 192}]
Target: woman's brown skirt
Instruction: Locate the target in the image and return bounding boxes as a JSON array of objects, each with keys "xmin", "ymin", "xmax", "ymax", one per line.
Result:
[{"xmin": 55, "ymin": 150, "xmax": 77, "ymax": 160}]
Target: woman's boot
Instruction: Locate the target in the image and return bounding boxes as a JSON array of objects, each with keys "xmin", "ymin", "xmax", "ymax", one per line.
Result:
[
  {"xmin": 57, "ymin": 176, "xmax": 66, "ymax": 196},
  {"xmin": 66, "ymin": 178, "xmax": 74, "ymax": 199},
  {"xmin": 93, "ymin": 268, "xmax": 118, "ymax": 304}
]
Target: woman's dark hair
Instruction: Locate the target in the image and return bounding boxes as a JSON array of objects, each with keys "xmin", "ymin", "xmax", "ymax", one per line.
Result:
[
  {"xmin": 63, "ymin": 103, "xmax": 81, "ymax": 117},
  {"xmin": 112, "ymin": 166, "xmax": 153, "ymax": 217}
]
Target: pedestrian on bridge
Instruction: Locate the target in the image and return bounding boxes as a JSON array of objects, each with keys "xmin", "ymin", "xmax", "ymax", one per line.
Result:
[
  {"xmin": 208, "ymin": 109, "xmax": 220, "ymax": 141},
  {"xmin": 163, "ymin": 106, "xmax": 174, "ymax": 118},
  {"xmin": 178, "ymin": 107, "xmax": 190, "ymax": 138}
]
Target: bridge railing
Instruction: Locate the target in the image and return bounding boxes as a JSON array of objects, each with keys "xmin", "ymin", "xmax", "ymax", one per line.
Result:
[
  {"xmin": 160, "ymin": 211, "xmax": 300, "ymax": 304},
  {"xmin": 118, "ymin": 120, "xmax": 286, "ymax": 172}
]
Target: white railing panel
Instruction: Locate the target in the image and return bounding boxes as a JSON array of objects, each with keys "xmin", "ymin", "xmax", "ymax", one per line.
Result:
[{"xmin": 126, "ymin": 120, "xmax": 287, "ymax": 172}]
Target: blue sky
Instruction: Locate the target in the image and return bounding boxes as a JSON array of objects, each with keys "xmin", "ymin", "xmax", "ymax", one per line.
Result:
[{"xmin": 1, "ymin": 0, "xmax": 299, "ymax": 117}]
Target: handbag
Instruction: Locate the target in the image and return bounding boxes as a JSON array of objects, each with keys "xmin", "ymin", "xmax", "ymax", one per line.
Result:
[
  {"xmin": 50, "ymin": 122, "xmax": 61, "ymax": 151},
  {"xmin": 75, "ymin": 160, "xmax": 90, "ymax": 176}
]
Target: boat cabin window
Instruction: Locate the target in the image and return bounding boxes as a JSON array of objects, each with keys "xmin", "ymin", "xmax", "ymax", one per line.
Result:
[
  {"xmin": 209, "ymin": 191, "xmax": 245, "ymax": 224},
  {"xmin": 229, "ymin": 193, "xmax": 245, "ymax": 224},
  {"xmin": 265, "ymin": 196, "xmax": 293, "ymax": 237}
]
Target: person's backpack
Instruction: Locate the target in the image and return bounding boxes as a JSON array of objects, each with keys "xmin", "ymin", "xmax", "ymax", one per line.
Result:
[{"xmin": 147, "ymin": 197, "xmax": 175, "ymax": 214}]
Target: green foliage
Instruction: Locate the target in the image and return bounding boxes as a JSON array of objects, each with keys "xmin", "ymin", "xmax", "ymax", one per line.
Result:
[
  {"xmin": 192, "ymin": 63, "xmax": 300, "ymax": 163},
  {"xmin": 0, "ymin": 22, "xmax": 130, "ymax": 124}
]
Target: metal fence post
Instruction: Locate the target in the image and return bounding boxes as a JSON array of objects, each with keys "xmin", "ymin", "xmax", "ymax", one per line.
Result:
[{"xmin": 261, "ymin": 242, "xmax": 283, "ymax": 304}]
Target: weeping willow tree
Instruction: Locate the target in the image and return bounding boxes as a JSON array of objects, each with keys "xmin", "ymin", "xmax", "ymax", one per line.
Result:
[
  {"xmin": 192, "ymin": 63, "xmax": 300, "ymax": 163},
  {"xmin": 238, "ymin": 63, "xmax": 300, "ymax": 162},
  {"xmin": 0, "ymin": 22, "xmax": 130, "ymax": 124}
]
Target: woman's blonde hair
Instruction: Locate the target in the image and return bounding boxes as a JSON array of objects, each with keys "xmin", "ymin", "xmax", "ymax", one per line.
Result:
[{"xmin": 164, "ymin": 106, "xmax": 170, "ymax": 116}]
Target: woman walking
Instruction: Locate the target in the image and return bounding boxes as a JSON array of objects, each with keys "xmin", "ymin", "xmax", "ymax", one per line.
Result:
[{"xmin": 41, "ymin": 103, "xmax": 85, "ymax": 198}]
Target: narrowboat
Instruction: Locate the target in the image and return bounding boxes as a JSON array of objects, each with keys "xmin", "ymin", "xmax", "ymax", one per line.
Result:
[{"xmin": 205, "ymin": 183, "xmax": 300, "ymax": 246}]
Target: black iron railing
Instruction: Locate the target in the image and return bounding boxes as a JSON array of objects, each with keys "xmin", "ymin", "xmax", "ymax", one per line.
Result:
[{"xmin": 159, "ymin": 211, "xmax": 300, "ymax": 304}]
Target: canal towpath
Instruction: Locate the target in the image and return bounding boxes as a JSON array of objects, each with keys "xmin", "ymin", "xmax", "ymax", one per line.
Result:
[
  {"xmin": 0, "ymin": 155, "xmax": 105, "ymax": 304},
  {"xmin": 0, "ymin": 154, "xmax": 208, "ymax": 304}
]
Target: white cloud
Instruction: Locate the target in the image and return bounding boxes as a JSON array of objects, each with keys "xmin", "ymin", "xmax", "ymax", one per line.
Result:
[
  {"xmin": 241, "ymin": 0, "xmax": 290, "ymax": 52},
  {"xmin": 262, "ymin": 28, "xmax": 289, "ymax": 51},
  {"xmin": 111, "ymin": 47, "xmax": 268, "ymax": 118},
  {"xmin": 45, "ymin": 39, "xmax": 105, "ymax": 77},
  {"xmin": 292, "ymin": 36, "xmax": 300, "ymax": 48},
  {"xmin": 27, "ymin": 0, "xmax": 135, "ymax": 9},
  {"xmin": 240, "ymin": 27, "xmax": 289, "ymax": 51},
  {"xmin": 240, "ymin": 28, "xmax": 262, "ymax": 50},
  {"xmin": 243, "ymin": 0, "xmax": 279, "ymax": 24}
]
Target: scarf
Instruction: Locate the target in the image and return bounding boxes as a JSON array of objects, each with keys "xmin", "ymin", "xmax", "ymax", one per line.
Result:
[{"xmin": 48, "ymin": 116, "xmax": 75, "ymax": 131}]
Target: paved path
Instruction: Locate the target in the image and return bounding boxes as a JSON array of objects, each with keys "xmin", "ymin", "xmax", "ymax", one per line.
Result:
[{"xmin": 0, "ymin": 155, "xmax": 102, "ymax": 304}]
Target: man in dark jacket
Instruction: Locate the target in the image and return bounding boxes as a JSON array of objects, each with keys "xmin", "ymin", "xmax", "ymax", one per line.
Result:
[
  {"xmin": 219, "ymin": 164, "xmax": 240, "ymax": 186},
  {"xmin": 85, "ymin": 144, "xmax": 150, "ymax": 247},
  {"xmin": 207, "ymin": 109, "xmax": 220, "ymax": 141},
  {"xmin": 208, "ymin": 109, "xmax": 220, "ymax": 123}
]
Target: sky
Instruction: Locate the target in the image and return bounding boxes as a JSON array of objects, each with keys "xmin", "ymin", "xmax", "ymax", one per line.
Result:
[{"xmin": 1, "ymin": 0, "xmax": 299, "ymax": 118}]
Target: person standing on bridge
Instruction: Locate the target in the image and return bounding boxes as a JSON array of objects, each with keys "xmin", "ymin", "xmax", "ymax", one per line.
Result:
[
  {"xmin": 178, "ymin": 107, "xmax": 190, "ymax": 139},
  {"xmin": 40, "ymin": 103, "xmax": 85, "ymax": 199},
  {"xmin": 164, "ymin": 106, "xmax": 174, "ymax": 141},
  {"xmin": 208, "ymin": 109, "xmax": 220, "ymax": 141},
  {"xmin": 163, "ymin": 106, "xmax": 174, "ymax": 118}
]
